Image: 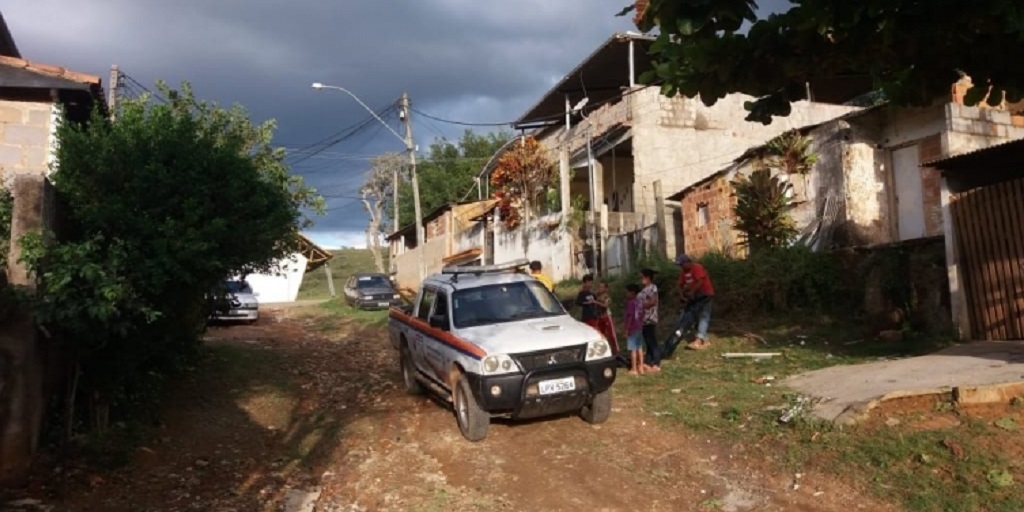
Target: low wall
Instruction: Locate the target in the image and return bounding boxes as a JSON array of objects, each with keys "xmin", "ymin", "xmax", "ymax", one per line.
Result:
[{"xmin": 839, "ymin": 236, "xmax": 952, "ymax": 335}]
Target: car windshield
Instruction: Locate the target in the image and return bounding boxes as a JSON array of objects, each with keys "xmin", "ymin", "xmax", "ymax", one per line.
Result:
[
  {"xmin": 225, "ymin": 281, "xmax": 253, "ymax": 294},
  {"xmin": 451, "ymin": 281, "xmax": 564, "ymax": 328},
  {"xmin": 356, "ymin": 275, "xmax": 392, "ymax": 289}
]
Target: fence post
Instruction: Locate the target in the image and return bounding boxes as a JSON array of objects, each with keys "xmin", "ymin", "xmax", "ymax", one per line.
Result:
[{"xmin": 654, "ymin": 180, "xmax": 667, "ymax": 258}]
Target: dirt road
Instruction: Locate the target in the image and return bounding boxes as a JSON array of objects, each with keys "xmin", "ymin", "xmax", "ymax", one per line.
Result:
[{"xmin": 6, "ymin": 309, "xmax": 895, "ymax": 512}]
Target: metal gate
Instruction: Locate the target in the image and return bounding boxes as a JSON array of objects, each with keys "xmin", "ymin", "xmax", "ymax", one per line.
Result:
[{"xmin": 950, "ymin": 177, "xmax": 1024, "ymax": 340}]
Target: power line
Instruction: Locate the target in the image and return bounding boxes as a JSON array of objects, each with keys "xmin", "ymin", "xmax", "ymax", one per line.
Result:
[
  {"xmin": 122, "ymin": 73, "xmax": 169, "ymax": 104},
  {"xmin": 408, "ymin": 83, "xmax": 660, "ymax": 128}
]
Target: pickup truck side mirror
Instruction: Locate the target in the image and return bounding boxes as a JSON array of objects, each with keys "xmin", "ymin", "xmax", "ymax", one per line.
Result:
[{"xmin": 429, "ymin": 314, "xmax": 449, "ymax": 331}]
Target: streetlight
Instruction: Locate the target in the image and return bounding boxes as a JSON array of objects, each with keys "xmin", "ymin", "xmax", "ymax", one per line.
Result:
[{"xmin": 311, "ymin": 82, "xmax": 425, "ymax": 280}]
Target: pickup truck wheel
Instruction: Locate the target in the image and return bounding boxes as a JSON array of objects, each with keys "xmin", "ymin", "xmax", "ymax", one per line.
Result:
[
  {"xmin": 400, "ymin": 345, "xmax": 423, "ymax": 395},
  {"xmin": 580, "ymin": 388, "xmax": 612, "ymax": 424},
  {"xmin": 454, "ymin": 375, "xmax": 489, "ymax": 441}
]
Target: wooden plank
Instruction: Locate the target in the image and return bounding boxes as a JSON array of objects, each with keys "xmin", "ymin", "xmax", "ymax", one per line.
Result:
[
  {"xmin": 985, "ymin": 182, "xmax": 1018, "ymax": 339},
  {"xmin": 951, "ymin": 194, "xmax": 987, "ymax": 338},
  {"xmin": 958, "ymin": 188, "xmax": 998, "ymax": 339},
  {"xmin": 974, "ymin": 185, "xmax": 1008, "ymax": 340},
  {"xmin": 1003, "ymin": 178, "xmax": 1024, "ymax": 339},
  {"xmin": 993, "ymin": 180, "xmax": 1023, "ymax": 339}
]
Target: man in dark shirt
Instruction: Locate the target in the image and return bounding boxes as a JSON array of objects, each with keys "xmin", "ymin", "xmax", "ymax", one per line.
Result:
[{"xmin": 575, "ymin": 274, "xmax": 600, "ymax": 326}]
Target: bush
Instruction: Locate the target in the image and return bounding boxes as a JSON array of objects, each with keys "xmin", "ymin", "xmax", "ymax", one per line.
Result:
[{"xmin": 21, "ymin": 83, "xmax": 320, "ymax": 438}]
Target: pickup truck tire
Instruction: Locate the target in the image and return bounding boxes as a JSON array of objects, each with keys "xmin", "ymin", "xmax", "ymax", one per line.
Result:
[
  {"xmin": 580, "ymin": 388, "xmax": 612, "ymax": 424},
  {"xmin": 454, "ymin": 375, "xmax": 489, "ymax": 441},
  {"xmin": 400, "ymin": 344, "xmax": 423, "ymax": 395}
]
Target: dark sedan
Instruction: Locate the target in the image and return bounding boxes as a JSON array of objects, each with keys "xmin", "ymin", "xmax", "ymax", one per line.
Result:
[{"xmin": 344, "ymin": 273, "xmax": 404, "ymax": 310}]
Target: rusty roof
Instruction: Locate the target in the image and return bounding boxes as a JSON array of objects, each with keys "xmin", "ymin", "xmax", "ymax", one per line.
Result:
[{"xmin": 0, "ymin": 55, "xmax": 101, "ymax": 86}]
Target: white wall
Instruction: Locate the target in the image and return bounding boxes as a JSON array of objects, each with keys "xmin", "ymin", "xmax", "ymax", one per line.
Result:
[
  {"xmin": 245, "ymin": 253, "xmax": 309, "ymax": 303},
  {"xmin": 491, "ymin": 212, "xmax": 575, "ymax": 283}
]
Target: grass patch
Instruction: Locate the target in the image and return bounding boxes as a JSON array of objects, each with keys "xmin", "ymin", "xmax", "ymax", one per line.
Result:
[
  {"xmin": 614, "ymin": 321, "xmax": 1024, "ymax": 511},
  {"xmin": 299, "ymin": 248, "xmax": 386, "ymax": 300}
]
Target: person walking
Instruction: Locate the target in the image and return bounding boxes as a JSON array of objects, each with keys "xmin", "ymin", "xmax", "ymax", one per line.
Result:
[{"xmin": 637, "ymin": 268, "xmax": 662, "ymax": 372}]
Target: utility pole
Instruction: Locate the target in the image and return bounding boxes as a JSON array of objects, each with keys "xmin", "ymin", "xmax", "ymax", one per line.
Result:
[
  {"xmin": 399, "ymin": 92, "xmax": 425, "ymax": 280},
  {"xmin": 107, "ymin": 64, "xmax": 120, "ymax": 120},
  {"xmin": 392, "ymin": 165, "xmax": 400, "ymax": 235}
]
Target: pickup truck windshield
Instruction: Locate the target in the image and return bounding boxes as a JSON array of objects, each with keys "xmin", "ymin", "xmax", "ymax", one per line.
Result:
[{"xmin": 451, "ymin": 281, "xmax": 564, "ymax": 328}]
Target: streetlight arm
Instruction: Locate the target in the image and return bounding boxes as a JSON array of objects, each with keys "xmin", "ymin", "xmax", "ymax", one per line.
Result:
[{"xmin": 311, "ymin": 83, "xmax": 407, "ymax": 146}]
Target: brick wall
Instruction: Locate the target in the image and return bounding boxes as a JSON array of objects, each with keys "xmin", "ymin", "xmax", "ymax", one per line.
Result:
[
  {"xmin": 425, "ymin": 211, "xmax": 449, "ymax": 240},
  {"xmin": 0, "ymin": 100, "xmax": 54, "ymax": 185},
  {"xmin": 679, "ymin": 173, "xmax": 737, "ymax": 257}
]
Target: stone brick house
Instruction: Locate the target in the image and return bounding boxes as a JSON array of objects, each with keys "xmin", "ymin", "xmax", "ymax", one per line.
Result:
[
  {"xmin": 387, "ymin": 199, "xmax": 497, "ymax": 289},
  {"xmin": 502, "ymin": 32, "xmax": 866, "ymax": 274},
  {"xmin": 669, "ymin": 89, "xmax": 1024, "ymax": 257}
]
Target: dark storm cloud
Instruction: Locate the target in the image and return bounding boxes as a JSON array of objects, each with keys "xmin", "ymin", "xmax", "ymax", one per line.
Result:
[{"xmin": 6, "ymin": 0, "xmax": 792, "ymax": 246}]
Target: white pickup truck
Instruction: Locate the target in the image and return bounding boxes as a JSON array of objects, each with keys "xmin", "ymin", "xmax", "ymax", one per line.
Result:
[{"xmin": 387, "ymin": 259, "xmax": 617, "ymax": 441}]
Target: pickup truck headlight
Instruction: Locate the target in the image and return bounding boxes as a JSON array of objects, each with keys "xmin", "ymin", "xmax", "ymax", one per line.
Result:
[
  {"xmin": 482, "ymin": 354, "xmax": 519, "ymax": 375},
  {"xmin": 392, "ymin": 294, "xmax": 400, "ymax": 299},
  {"xmin": 586, "ymin": 339, "xmax": 611, "ymax": 361}
]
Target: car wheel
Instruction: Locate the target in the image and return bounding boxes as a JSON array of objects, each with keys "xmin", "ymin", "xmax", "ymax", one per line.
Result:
[
  {"xmin": 454, "ymin": 374, "xmax": 489, "ymax": 442},
  {"xmin": 400, "ymin": 344, "xmax": 423, "ymax": 395},
  {"xmin": 580, "ymin": 388, "xmax": 612, "ymax": 424}
]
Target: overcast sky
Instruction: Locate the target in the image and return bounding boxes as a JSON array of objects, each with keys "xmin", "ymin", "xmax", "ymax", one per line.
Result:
[{"xmin": 6, "ymin": 1, "xmax": 786, "ymax": 248}]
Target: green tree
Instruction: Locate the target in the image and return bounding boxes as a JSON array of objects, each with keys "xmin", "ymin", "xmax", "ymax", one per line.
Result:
[
  {"xmin": 396, "ymin": 129, "xmax": 512, "ymax": 229},
  {"xmin": 20, "ymin": 82, "xmax": 320, "ymax": 436},
  {"xmin": 731, "ymin": 166, "xmax": 797, "ymax": 253},
  {"xmin": 620, "ymin": 0, "xmax": 1024, "ymax": 123}
]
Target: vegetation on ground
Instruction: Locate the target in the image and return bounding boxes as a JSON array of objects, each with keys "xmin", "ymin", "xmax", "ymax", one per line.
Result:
[
  {"xmin": 18, "ymin": 82, "xmax": 321, "ymax": 441},
  {"xmin": 552, "ymin": 245, "xmax": 1024, "ymax": 511},
  {"xmin": 620, "ymin": 0, "xmax": 1024, "ymax": 123},
  {"xmin": 297, "ymin": 247, "xmax": 383, "ymax": 300}
]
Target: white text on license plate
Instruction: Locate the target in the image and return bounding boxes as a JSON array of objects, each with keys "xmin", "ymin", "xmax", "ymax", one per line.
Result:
[{"xmin": 538, "ymin": 377, "xmax": 576, "ymax": 395}]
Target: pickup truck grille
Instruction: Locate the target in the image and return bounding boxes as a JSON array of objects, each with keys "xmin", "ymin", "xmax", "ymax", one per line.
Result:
[{"xmin": 513, "ymin": 345, "xmax": 586, "ymax": 372}]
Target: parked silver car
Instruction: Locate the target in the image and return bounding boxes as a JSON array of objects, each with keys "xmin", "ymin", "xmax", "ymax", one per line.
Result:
[
  {"xmin": 344, "ymin": 273, "xmax": 403, "ymax": 310},
  {"xmin": 209, "ymin": 279, "xmax": 259, "ymax": 323}
]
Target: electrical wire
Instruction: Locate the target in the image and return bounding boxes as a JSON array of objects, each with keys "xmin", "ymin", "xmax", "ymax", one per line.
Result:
[{"xmin": 409, "ymin": 83, "xmax": 660, "ymax": 128}]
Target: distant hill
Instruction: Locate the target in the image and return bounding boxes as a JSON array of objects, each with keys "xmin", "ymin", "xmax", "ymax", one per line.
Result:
[{"xmin": 298, "ymin": 248, "xmax": 388, "ymax": 300}]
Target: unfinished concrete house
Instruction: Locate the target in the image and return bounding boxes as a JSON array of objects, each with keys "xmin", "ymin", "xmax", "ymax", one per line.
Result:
[{"xmin": 505, "ymin": 32, "xmax": 868, "ymax": 276}]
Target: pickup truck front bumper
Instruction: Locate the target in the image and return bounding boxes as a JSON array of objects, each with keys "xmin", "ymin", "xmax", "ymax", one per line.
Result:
[{"xmin": 465, "ymin": 358, "xmax": 617, "ymax": 419}]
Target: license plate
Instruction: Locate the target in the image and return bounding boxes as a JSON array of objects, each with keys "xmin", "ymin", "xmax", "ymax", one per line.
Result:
[
  {"xmin": 538, "ymin": 377, "xmax": 576, "ymax": 395},
  {"xmin": 377, "ymin": 302, "xmax": 389, "ymax": 307}
]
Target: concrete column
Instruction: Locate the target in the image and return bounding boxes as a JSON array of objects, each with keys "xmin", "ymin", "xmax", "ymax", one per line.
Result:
[
  {"xmin": 1, "ymin": 175, "xmax": 50, "ymax": 485},
  {"xmin": 940, "ymin": 177, "xmax": 971, "ymax": 340}
]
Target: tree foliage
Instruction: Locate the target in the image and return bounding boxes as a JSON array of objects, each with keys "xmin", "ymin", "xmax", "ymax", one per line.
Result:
[
  {"xmin": 396, "ymin": 130, "xmax": 512, "ymax": 229},
  {"xmin": 489, "ymin": 136, "xmax": 556, "ymax": 230},
  {"xmin": 20, "ymin": 82, "xmax": 319, "ymax": 434},
  {"xmin": 361, "ymin": 153, "xmax": 403, "ymax": 272},
  {"xmin": 731, "ymin": 167, "xmax": 797, "ymax": 253},
  {"xmin": 764, "ymin": 132, "xmax": 817, "ymax": 175},
  {"xmin": 620, "ymin": 0, "xmax": 1024, "ymax": 123}
]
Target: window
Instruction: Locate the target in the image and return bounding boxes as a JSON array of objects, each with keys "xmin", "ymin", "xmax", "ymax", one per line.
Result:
[
  {"xmin": 696, "ymin": 203, "xmax": 710, "ymax": 228},
  {"xmin": 225, "ymin": 280, "xmax": 253, "ymax": 294},
  {"xmin": 356, "ymin": 275, "xmax": 392, "ymax": 289},
  {"xmin": 417, "ymin": 288, "xmax": 436, "ymax": 321},
  {"xmin": 451, "ymin": 281, "xmax": 564, "ymax": 328},
  {"xmin": 433, "ymin": 292, "xmax": 449, "ymax": 319}
]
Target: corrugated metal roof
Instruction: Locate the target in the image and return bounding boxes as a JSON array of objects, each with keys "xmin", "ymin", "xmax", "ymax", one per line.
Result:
[{"xmin": 922, "ymin": 137, "xmax": 1024, "ymax": 169}]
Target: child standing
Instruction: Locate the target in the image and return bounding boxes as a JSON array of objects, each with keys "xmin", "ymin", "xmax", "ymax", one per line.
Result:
[
  {"xmin": 590, "ymin": 281, "xmax": 619, "ymax": 354},
  {"xmin": 638, "ymin": 268, "xmax": 662, "ymax": 372},
  {"xmin": 623, "ymin": 284, "xmax": 644, "ymax": 375}
]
